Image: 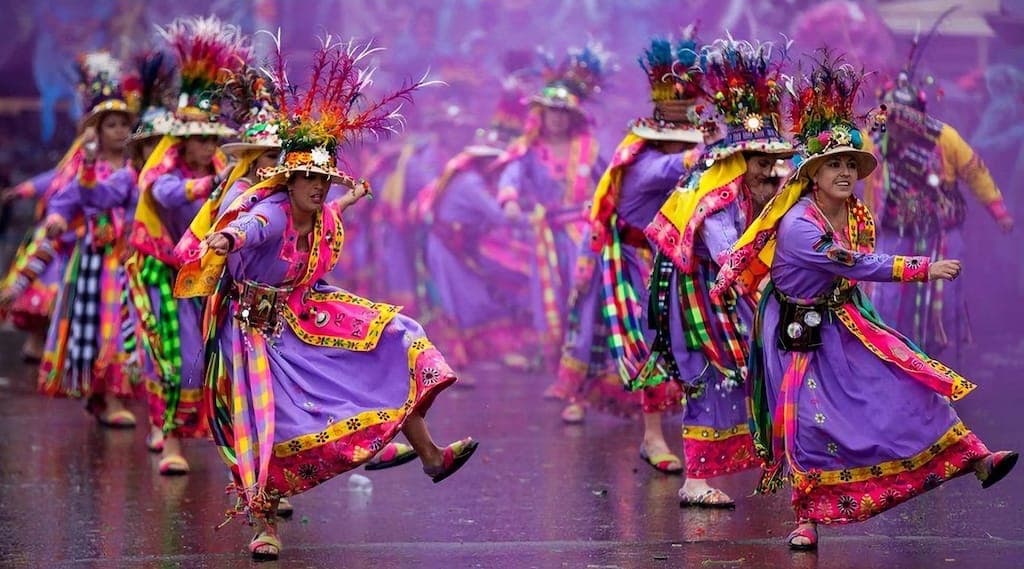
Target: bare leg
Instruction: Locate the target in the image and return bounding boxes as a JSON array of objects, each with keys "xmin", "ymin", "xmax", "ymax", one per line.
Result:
[
  {"xmin": 401, "ymin": 414, "xmax": 443, "ymax": 472},
  {"xmin": 251, "ymin": 506, "xmax": 280, "ymax": 557},
  {"xmin": 641, "ymin": 412, "xmax": 672, "ymax": 456}
]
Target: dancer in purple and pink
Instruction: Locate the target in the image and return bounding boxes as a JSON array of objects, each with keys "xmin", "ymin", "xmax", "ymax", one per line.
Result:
[
  {"xmin": 714, "ymin": 53, "xmax": 1018, "ymax": 551},
  {"xmin": 176, "ymin": 36, "xmax": 477, "ymax": 561}
]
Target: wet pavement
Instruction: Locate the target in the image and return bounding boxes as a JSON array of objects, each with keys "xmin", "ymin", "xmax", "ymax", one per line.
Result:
[{"xmin": 0, "ymin": 329, "xmax": 1022, "ymax": 569}]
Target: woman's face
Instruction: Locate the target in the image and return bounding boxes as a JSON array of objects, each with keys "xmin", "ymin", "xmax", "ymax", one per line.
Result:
[
  {"xmin": 183, "ymin": 135, "xmax": 219, "ymax": 168},
  {"xmin": 99, "ymin": 112, "xmax": 132, "ymax": 153},
  {"xmin": 813, "ymin": 153, "xmax": 860, "ymax": 201},
  {"xmin": 542, "ymin": 107, "xmax": 573, "ymax": 138},
  {"xmin": 742, "ymin": 153, "xmax": 776, "ymax": 189},
  {"xmin": 288, "ymin": 172, "xmax": 331, "ymax": 214}
]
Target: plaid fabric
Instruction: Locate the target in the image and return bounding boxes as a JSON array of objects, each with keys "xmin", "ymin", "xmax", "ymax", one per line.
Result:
[
  {"xmin": 229, "ymin": 320, "xmax": 276, "ymax": 513},
  {"xmin": 532, "ymin": 213, "xmax": 563, "ymax": 343},
  {"xmin": 599, "ymin": 215, "xmax": 649, "ymax": 385},
  {"xmin": 677, "ymin": 257, "xmax": 751, "ymax": 381},
  {"xmin": 67, "ymin": 245, "xmax": 103, "ymax": 389},
  {"xmin": 138, "ymin": 256, "xmax": 183, "ymax": 432}
]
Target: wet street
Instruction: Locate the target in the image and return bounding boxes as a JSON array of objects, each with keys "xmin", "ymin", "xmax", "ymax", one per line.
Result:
[{"xmin": 1, "ymin": 329, "xmax": 1022, "ymax": 569}]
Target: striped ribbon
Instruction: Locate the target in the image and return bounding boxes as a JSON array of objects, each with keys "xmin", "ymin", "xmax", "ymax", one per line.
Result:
[
  {"xmin": 531, "ymin": 209, "xmax": 563, "ymax": 344},
  {"xmin": 677, "ymin": 257, "xmax": 750, "ymax": 381},
  {"xmin": 229, "ymin": 319, "xmax": 275, "ymax": 512}
]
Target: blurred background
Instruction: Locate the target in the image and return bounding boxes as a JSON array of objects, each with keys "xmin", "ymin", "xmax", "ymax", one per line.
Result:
[{"xmin": 0, "ymin": 0, "xmax": 1021, "ymax": 347}]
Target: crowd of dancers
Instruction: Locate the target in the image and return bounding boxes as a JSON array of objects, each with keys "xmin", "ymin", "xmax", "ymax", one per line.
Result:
[{"xmin": 0, "ymin": 13, "xmax": 1017, "ymax": 561}]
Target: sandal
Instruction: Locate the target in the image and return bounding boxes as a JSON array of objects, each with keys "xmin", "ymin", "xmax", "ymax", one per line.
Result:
[
  {"xmin": 978, "ymin": 450, "xmax": 1019, "ymax": 489},
  {"xmin": 249, "ymin": 531, "xmax": 281, "ymax": 561},
  {"xmin": 97, "ymin": 409, "xmax": 137, "ymax": 429},
  {"xmin": 145, "ymin": 430, "xmax": 165, "ymax": 453},
  {"xmin": 427, "ymin": 437, "xmax": 479, "ymax": 483},
  {"xmin": 678, "ymin": 487, "xmax": 735, "ymax": 509},
  {"xmin": 158, "ymin": 454, "xmax": 190, "ymax": 476},
  {"xmin": 365, "ymin": 442, "xmax": 418, "ymax": 471},
  {"xmin": 786, "ymin": 523, "xmax": 818, "ymax": 550},
  {"xmin": 640, "ymin": 447, "xmax": 683, "ymax": 475},
  {"xmin": 560, "ymin": 403, "xmax": 585, "ymax": 424},
  {"xmin": 276, "ymin": 497, "xmax": 294, "ymax": 519}
]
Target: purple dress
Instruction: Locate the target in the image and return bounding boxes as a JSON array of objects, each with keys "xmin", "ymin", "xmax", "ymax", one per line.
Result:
[
  {"xmin": 206, "ymin": 190, "xmax": 457, "ymax": 514},
  {"xmin": 645, "ymin": 174, "xmax": 760, "ymax": 479},
  {"xmin": 2, "ymin": 168, "xmax": 66, "ymax": 330},
  {"xmin": 38, "ymin": 160, "xmax": 135, "ymax": 406},
  {"xmin": 496, "ymin": 134, "xmax": 605, "ymax": 354},
  {"xmin": 753, "ymin": 196, "xmax": 989, "ymax": 524},
  {"xmin": 551, "ymin": 146, "xmax": 684, "ymax": 417},
  {"xmin": 367, "ymin": 137, "xmax": 442, "ymax": 313},
  {"xmin": 422, "ymin": 157, "xmax": 533, "ymax": 364}
]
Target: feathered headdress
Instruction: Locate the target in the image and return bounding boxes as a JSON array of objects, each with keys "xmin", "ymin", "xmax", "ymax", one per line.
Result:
[
  {"xmin": 256, "ymin": 30, "xmax": 440, "ymax": 183},
  {"xmin": 531, "ymin": 41, "xmax": 613, "ymax": 112},
  {"xmin": 879, "ymin": 6, "xmax": 957, "ymax": 112},
  {"xmin": 789, "ymin": 50, "xmax": 877, "ymax": 180},
  {"xmin": 130, "ymin": 49, "xmax": 178, "ymax": 144},
  {"xmin": 76, "ymin": 51, "xmax": 135, "ymax": 128},
  {"xmin": 157, "ymin": 15, "xmax": 250, "ymax": 137},
  {"xmin": 219, "ymin": 64, "xmax": 281, "ymax": 156},
  {"xmin": 630, "ymin": 26, "xmax": 705, "ymax": 143},
  {"xmin": 701, "ymin": 36, "xmax": 793, "ymax": 161}
]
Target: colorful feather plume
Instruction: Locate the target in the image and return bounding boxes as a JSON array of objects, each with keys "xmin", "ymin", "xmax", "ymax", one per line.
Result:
[
  {"xmin": 75, "ymin": 51, "xmax": 126, "ymax": 109},
  {"xmin": 701, "ymin": 35, "xmax": 788, "ymax": 128},
  {"xmin": 130, "ymin": 49, "xmax": 177, "ymax": 114},
  {"xmin": 789, "ymin": 50, "xmax": 868, "ymax": 146},
  {"xmin": 259, "ymin": 30, "xmax": 441, "ymax": 152},
  {"xmin": 221, "ymin": 64, "xmax": 277, "ymax": 128},
  {"xmin": 157, "ymin": 15, "xmax": 250, "ymax": 108},
  {"xmin": 539, "ymin": 40, "xmax": 613, "ymax": 101},
  {"xmin": 641, "ymin": 25, "xmax": 702, "ymax": 102}
]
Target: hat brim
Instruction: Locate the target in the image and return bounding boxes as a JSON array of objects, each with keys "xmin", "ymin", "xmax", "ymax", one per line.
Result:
[
  {"xmin": 256, "ymin": 164, "xmax": 350, "ymax": 184},
  {"xmin": 705, "ymin": 139, "xmax": 795, "ymax": 162},
  {"xmin": 795, "ymin": 147, "xmax": 877, "ymax": 181},
  {"xmin": 629, "ymin": 122, "xmax": 703, "ymax": 143},
  {"xmin": 528, "ymin": 95, "xmax": 585, "ymax": 114},
  {"xmin": 170, "ymin": 120, "xmax": 237, "ymax": 138},
  {"xmin": 81, "ymin": 105, "xmax": 135, "ymax": 129},
  {"xmin": 462, "ymin": 144, "xmax": 504, "ymax": 157},
  {"xmin": 220, "ymin": 142, "xmax": 282, "ymax": 158}
]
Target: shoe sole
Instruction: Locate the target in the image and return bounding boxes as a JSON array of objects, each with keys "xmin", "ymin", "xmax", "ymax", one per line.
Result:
[
  {"xmin": 364, "ymin": 451, "xmax": 419, "ymax": 471},
  {"xmin": 982, "ymin": 451, "xmax": 1019, "ymax": 489}
]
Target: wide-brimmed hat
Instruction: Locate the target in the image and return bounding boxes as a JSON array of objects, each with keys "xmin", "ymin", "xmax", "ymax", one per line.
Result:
[
  {"xmin": 157, "ymin": 16, "xmax": 250, "ymax": 139},
  {"xmin": 790, "ymin": 51, "xmax": 879, "ymax": 181},
  {"xmin": 76, "ymin": 52, "xmax": 136, "ymax": 129},
  {"xmin": 629, "ymin": 32, "xmax": 706, "ymax": 144},
  {"xmin": 530, "ymin": 42, "xmax": 612, "ymax": 113}
]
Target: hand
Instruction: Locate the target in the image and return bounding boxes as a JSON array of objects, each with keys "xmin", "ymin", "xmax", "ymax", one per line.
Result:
[
  {"xmin": 205, "ymin": 232, "xmax": 232, "ymax": 255},
  {"xmin": 0, "ymin": 188, "xmax": 18, "ymax": 204},
  {"xmin": 928, "ymin": 259, "xmax": 962, "ymax": 281},
  {"xmin": 503, "ymin": 201, "xmax": 521, "ymax": 219},
  {"xmin": 45, "ymin": 217, "xmax": 67, "ymax": 239},
  {"xmin": 998, "ymin": 216, "xmax": 1014, "ymax": 234},
  {"xmin": 81, "ymin": 126, "xmax": 98, "ymax": 160},
  {"xmin": 350, "ymin": 179, "xmax": 371, "ymax": 201},
  {"xmin": 0, "ymin": 288, "xmax": 15, "ymax": 308}
]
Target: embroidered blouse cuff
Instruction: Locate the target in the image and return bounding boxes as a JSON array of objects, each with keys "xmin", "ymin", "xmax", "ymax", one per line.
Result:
[
  {"xmin": 893, "ymin": 255, "xmax": 929, "ymax": 282},
  {"xmin": 220, "ymin": 227, "xmax": 245, "ymax": 252}
]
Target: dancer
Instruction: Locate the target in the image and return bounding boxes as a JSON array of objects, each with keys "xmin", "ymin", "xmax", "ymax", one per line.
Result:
[
  {"xmin": 37, "ymin": 52, "xmax": 138, "ymax": 425},
  {"xmin": 174, "ymin": 35, "xmax": 477, "ymax": 560},
  {"xmin": 129, "ymin": 15, "xmax": 249, "ymax": 475},
  {"xmin": 643, "ymin": 37, "xmax": 795, "ymax": 505},
  {"xmin": 713, "ymin": 53, "xmax": 1018, "ymax": 550},
  {"xmin": 496, "ymin": 43, "xmax": 610, "ymax": 366}
]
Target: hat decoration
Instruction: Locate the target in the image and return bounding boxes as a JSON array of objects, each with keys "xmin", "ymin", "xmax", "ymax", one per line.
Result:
[
  {"xmin": 219, "ymin": 64, "xmax": 282, "ymax": 157},
  {"xmin": 878, "ymin": 6, "xmax": 957, "ymax": 113},
  {"xmin": 255, "ymin": 30, "xmax": 441, "ymax": 183},
  {"xmin": 701, "ymin": 36, "xmax": 793, "ymax": 161},
  {"xmin": 531, "ymin": 41, "xmax": 613, "ymax": 111},
  {"xmin": 76, "ymin": 51, "xmax": 135, "ymax": 128},
  {"xmin": 789, "ymin": 50, "xmax": 878, "ymax": 180},
  {"xmin": 157, "ymin": 15, "xmax": 250, "ymax": 138},
  {"xmin": 629, "ymin": 27, "xmax": 706, "ymax": 143},
  {"xmin": 129, "ymin": 49, "xmax": 178, "ymax": 143}
]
